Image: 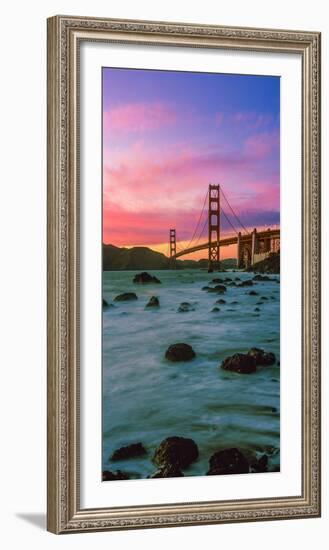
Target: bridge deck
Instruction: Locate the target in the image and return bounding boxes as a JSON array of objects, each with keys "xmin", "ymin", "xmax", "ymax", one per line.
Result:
[{"xmin": 174, "ymin": 229, "xmax": 280, "ymax": 259}]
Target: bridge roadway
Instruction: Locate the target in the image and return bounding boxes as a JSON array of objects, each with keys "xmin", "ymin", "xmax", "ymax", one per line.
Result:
[{"xmin": 173, "ymin": 228, "xmax": 280, "ymax": 259}]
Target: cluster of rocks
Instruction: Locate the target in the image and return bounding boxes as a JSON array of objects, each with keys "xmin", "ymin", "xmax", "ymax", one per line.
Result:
[
  {"xmin": 221, "ymin": 347, "xmax": 276, "ymax": 374},
  {"xmin": 133, "ymin": 272, "xmax": 161, "ymax": 284},
  {"xmin": 103, "ymin": 437, "xmax": 273, "ymax": 481}
]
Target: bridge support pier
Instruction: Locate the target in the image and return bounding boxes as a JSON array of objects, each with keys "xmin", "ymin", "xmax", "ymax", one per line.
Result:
[
  {"xmin": 169, "ymin": 229, "xmax": 177, "ymax": 269},
  {"xmin": 251, "ymin": 228, "xmax": 258, "ymax": 266},
  {"xmin": 237, "ymin": 231, "xmax": 242, "ymax": 268}
]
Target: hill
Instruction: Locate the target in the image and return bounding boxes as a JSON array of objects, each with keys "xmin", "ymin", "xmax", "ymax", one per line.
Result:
[{"xmin": 103, "ymin": 244, "xmax": 237, "ymax": 271}]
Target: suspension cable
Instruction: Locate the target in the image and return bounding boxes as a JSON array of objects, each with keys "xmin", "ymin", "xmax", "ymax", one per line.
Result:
[
  {"xmin": 180, "ymin": 189, "xmax": 209, "ymax": 251},
  {"xmin": 220, "ymin": 186, "xmax": 249, "ymax": 234},
  {"xmin": 220, "ymin": 207, "xmax": 239, "ymax": 236}
]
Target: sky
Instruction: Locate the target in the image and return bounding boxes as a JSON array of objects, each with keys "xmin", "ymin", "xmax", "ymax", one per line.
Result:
[{"xmin": 103, "ymin": 67, "xmax": 280, "ymax": 260}]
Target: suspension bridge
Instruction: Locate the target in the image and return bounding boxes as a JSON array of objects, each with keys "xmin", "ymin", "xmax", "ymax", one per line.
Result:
[{"xmin": 168, "ymin": 184, "xmax": 280, "ymax": 271}]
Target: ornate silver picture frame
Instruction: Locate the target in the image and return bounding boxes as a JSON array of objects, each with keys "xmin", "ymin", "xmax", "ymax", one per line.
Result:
[{"xmin": 47, "ymin": 15, "xmax": 321, "ymax": 533}]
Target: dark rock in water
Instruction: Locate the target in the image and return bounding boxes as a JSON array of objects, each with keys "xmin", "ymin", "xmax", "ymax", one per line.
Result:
[
  {"xmin": 234, "ymin": 277, "xmax": 241, "ymax": 281},
  {"xmin": 224, "ymin": 277, "xmax": 232, "ymax": 282},
  {"xmin": 256, "ymin": 301, "xmax": 263, "ymax": 305},
  {"xmin": 251, "ymin": 454, "xmax": 268, "ymax": 473},
  {"xmin": 207, "ymin": 284, "xmax": 227, "ymax": 294},
  {"xmin": 202, "ymin": 286, "xmax": 211, "ymax": 291},
  {"xmin": 238, "ymin": 279, "xmax": 254, "ymax": 287},
  {"xmin": 261, "ymin": 296, "xmax": 268, "ymax": 300},
  {"xmin": 103, "ymin": 298, "xmax": 109, "ymax": 308},
  {"xmin": 212, "ymin": 278, "xmax": 224, "ymax": 284},
  {"xmin": 153, "ymin": 436, "xmax": 199, "ymax": 468},
  {"xmin": 254, "ymin": 307, "xmax": 260, "ymax": 312},
  {"xmin": 248, "ymin": 290, "xmax": 258, "ymax": 296},
  {"xmin": 253, "ymin": 274, "xmax": 272, "ymax": 281},
  {"xmin": 133, "ymin": 272, "xmax": 161, "ymax": 284},
  {"xmin": 114, "ymin": 292, "xmax": 138, "ymax": 301},
  {"xmin": 146, "ymin": 296, "xmax": 160, "ymax": 308},
  {"xmin": 178, "ymin": 302, "xmax": 195, "ymax": 313},
  {"xmin": 231, "ymin": 301, "xmax": 239, "ymax": 305},
  {"xmin": 165, "ymin": 343, "xmax": 196, "ymax": 362},
  {"xmin": 102, "ymin": 470, "xmax": 130, "ymax": 481},
  {"xmin": 221, "ymin": 353, "xmax": 256, "ymax": 374},
  {"xmin": 111, "ymin": 442, "xmax": 147, "ymax": 461},
  {"xmin": 150, "ymin": 463, "xmax": 184, "ymax": 478},
  {"xmin": 248, "ymin": 347, "xmax": 276, "ymax": 366},
  {"xmin": 216, "ymin": 299, "xmax": 226, "ymax": 304},
  {"xmin": 207, "ymin": 448, "xmax": 249, "ymax": 475},
  {"xmin": 211, "ymin": 307, "xmax": 220, "ymax": 312}
]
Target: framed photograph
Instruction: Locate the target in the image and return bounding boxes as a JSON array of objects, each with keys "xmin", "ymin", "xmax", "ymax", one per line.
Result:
[{"xmin": 47, "ymin": 15, "xmax": 321, "ymax": 533}]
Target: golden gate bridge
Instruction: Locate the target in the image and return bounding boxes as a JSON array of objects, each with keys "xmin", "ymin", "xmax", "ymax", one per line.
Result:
[{"xmin": 168, "ymin": 184, "xmax": 280, "ymax": 271}]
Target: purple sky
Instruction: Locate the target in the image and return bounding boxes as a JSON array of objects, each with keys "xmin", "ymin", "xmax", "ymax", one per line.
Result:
[{"xmin": 103, "ymin": 68, "xmax": 280, "ymax": 258}]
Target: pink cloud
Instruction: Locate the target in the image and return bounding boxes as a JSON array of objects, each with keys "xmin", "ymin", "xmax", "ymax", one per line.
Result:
[
  {"xmin": 244, "ymin": 131, "xmax": 279, "ymax": 160},
  {"xmin": 104, "ymin": 101, "xmax": 177, "ymax": 134}
]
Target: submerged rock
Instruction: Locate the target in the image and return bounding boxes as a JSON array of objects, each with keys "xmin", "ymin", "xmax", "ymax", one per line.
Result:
[
  {"xmin": 248, "ymin": 347, "xmax": 276, "ymax": 366},
  {"xmin": 102, "ymin": 470, "xmax": 130, "ymax": 481},
  {"xmin": 211, "ymin": 307, "xmax": 220, "ymax": 312},
  {"xmin": 178, "ymin": 302, "xmax": 195, "ymax": 313},
  {"xmin": 253, "ymin": 274, "xmax": 273, "ymax": 282},
  {"xmin": 216, "ymin": 299, "xmax": 226, "ymax": 304},
  {"xmin": 146, "ymin": 296, "xmax": 160, "ymax": 308},
  {"xmin": 207, "ymin": 284, "xmax": 227, "ymax": 294},
  {"xmin": 150, "ymin": 463, "xmax": 184, "ymax": 478},
  {"xmin": 133, "ymin": 272, "xmax": 161, "ymax": 284},
  {"xmin": 250, "ymin": 454, "xmax": 268, "ymax": 473},
  {"xmin": 221, "ymin": 353, "xmax": 256, "ymax": 374},
  {"xmin": 237, "ymin": 280, "xmax": 254, "ymax": 287},
  {"xmin": 212, "ymin": 278, "xmax": 224, "ymax": 284},
  {"xmin": 248, "ymin": 290, "xmax": 258, "ymax": 296},
  {"xmin": 110, "ymin": 442, "xmax": 147, "ymax": 461},
  {"xmin": 103, "ymin": 298, "xmax": 109, "ymax": 308},
  {"xmin": 153, "ymin": 436, "xmax": 199, "ymax": 468},
  {"xmin": 254, "ymin": 307, "xmax": 260, "ymax": 312},
  {"xmin": 165, "ymin": 343, "xmax": 196, "ymax": 362},
  {"xmin": 207, "ymin": 448, "xmax": 249, "ymax": 475},
  {"xmin": 114, "ymin": 292, "xmax": 138, "ymax": 302}
]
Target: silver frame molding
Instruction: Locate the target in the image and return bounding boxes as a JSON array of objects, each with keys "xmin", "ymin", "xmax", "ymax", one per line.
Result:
[{"xmin": 47, "ymin": 15, "xmax": 321, "ymax": 534}]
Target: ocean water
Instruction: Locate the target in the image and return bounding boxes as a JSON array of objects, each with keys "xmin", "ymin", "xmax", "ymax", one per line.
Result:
[{"xmin": 102, "ymin": 269, "xmax": 280, "ymax": 479}]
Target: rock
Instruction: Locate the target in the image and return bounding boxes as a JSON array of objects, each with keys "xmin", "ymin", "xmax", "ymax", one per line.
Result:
[
  {"xmin": 238, "ymin": 280, "xmax": 254, "ymax": 287},
  {"xmin": 102, "ymin": 470, "xmax": 130, "ymax": 481},
  {"xmin": 165, "ymin": 343, "xmax": 196, "ymax": 362},
  {"xmin": 247, "ymin": 347, "xmax": 276, "ymax": 366},
  {"xmin": 260, "ymin": 296, "xmax": 268, "ymax": 300},
  {"xmin": 103, "ymin": 298, "xmax": 109, "ymax": 308},
  {"xmin": 150, "ymin": 463, "xmax": 184, "ymax": 478},
  {"xmin": 207, "ymin": 284, "xmax": 227, "ymax": 293},
  {"xmin": 221, "ymin": 353, "xmax": 257, "ymax": 374},
  {"xmin": 207, "ymin": 448, "xmax": 249, "ymax": 475},
  {"xmin": 224, "ymin": 277, "xmax": 232, "ymax": 282},
  {"xmin": 133, "ymin": 272, "xmax": 161, "ymax": 284},
  {"xmin": 146, "ymin": 296, "xmax": 160, "ymax": 308},
  {"xmin": 211, "ymin": 307, "xmax": 220, "ymax": 312},
  {"xmin": 231, "ymin": 301, "xmax": 239, "ymax": 305},
  {"xmin": 153, "ymin": 436, "xmax": 199, "ymax": 468},
  {"xmin": 212, "ymin": 278, "xmax": 224, "ymax": 284},
  {"xmin": 216, "ymin": 299, "xmax": 226, "ymax": 304},
  {"xmin": 114, "ymin": 292, "xmax": 138, "ymax": 301},
  {"xmin": 178, "ymin": 302, "xmax": 195, "ymax": 313},
  {"xmin": 251, "ymin": 454, "xmax": 268, "ymax": 473},
  {"xmin": 202, "ymin": 286, "xmax": 211, "ymax": 291},
  {"xmin": 110, "ymin": 442, "xmax": 147, "ymax": 461},
  {"xmin": 253, "ymin": 274, "xmax": 273, "ymax": 282},
  {"xmin": 254, "ymin": 307, "xmax": 260, "ymax": 312},
  {"xmin": 248, "ymin": 290, "xmax": 258, "ymax": 296},
  {"xmin": 234, "ymin": 277, "xmax": 241, "ymax": 281}
]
